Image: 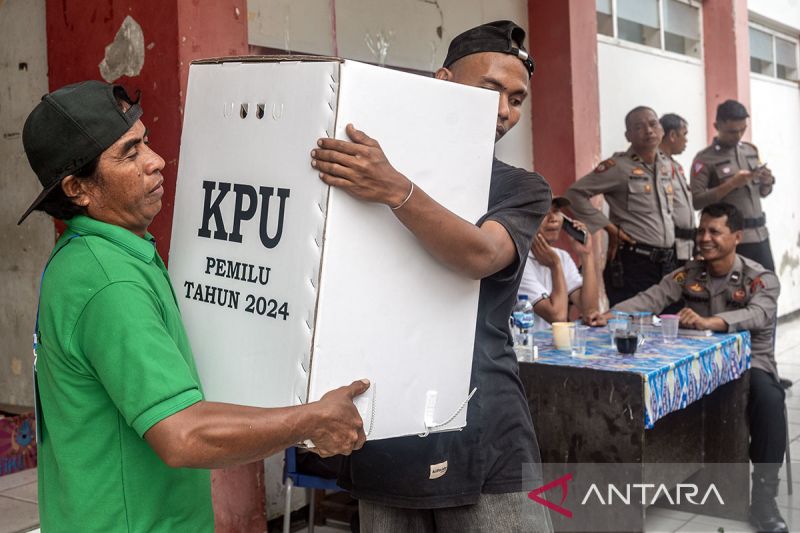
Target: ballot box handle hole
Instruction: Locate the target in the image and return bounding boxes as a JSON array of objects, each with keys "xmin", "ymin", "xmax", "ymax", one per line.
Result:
[
  {"xmin": 240, "ymin": 103, "xmax": 249, "ymax": 119},
  {"xmin": 256, "ymin": 103, "xmax": 265, "ymax": 119}
]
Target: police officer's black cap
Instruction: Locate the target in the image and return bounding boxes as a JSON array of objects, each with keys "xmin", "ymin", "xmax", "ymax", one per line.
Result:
[
  {"xmin": 18, "ymin": 80, "xmax": 143, "ymax": 224},
  {"xmin": 443, "ymin": 20, "xmax": 535, "ymax": 77}
]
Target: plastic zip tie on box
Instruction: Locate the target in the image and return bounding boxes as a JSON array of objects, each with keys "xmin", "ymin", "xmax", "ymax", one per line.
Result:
[{"xmin": 418, "ymin": 387, "xmax": 477, "ymax": 437}]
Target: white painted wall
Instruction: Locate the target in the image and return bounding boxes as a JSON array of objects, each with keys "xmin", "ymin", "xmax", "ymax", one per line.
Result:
[
  {"xmin": 750, "ymin": 76, "xmax": 800, "ymax": 316},
  {"xmin": 247, "ymin": 0, "xmax": 533, "ymax": 171},
  {"xmin": 597, "ymin": 40, "xmax": 707, "ymax": 173},
  {"xmin": 748, "ymin": 0, "xmax": 800, "ymax": 31}
]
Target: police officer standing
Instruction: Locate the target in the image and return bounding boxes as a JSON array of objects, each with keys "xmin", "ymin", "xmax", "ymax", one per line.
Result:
[
  {"xmin": 691, "ymin": 100, "xmax": 775, "ymax": 271},
  {"xmin": 610, "ymin": 203, "xmax": 786, "ymax": 533},
  {"xmin": 660, "ymin": 113, "xmax": 695, "ymax": 265},
  {"xmin": 566, "ymin": 106, "xmax": 676, "ymax": 306}
]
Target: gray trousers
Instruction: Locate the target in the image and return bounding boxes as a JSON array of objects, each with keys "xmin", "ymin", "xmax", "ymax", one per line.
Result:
[{"xmin": 358, "ymin": 492, "xmax": 553, "ymax": 533}]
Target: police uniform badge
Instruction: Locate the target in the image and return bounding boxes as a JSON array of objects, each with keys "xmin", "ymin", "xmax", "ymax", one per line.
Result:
[
  {"xmin": 632, "ymin": 167, "xmax": 645, "ymax": 176},
  {"xmin": 673, "ymin": 271, "xmax": 687, "ymax": 284},
  {"xmin": 750, "ymin": 276, "xmax": 765, "ymax": 293},
  {"xmin": 691, "ymin": 162, "xmax": 704, "ymax": 177},
  {"xmin": 688, "ymin": 282, "xmax": 704, "ymax": 293},
  {"xmin": 594, "ymin": 159, "xmax": 615, "ymax": 173},
  {"xmin": 733, "ymin": 288, "xmax": 746, "ymax": 302}
]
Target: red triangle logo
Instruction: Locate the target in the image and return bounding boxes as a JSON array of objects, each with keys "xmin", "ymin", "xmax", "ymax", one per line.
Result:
[{"xmin": 528, "ymin": 472, "xmax": 573, "ymax": 518}]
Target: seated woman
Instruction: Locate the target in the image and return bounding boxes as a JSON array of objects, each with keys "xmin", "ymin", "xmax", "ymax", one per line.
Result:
[{"xmin": 518, "ymin": 197, "xmax": 602, "ymax": 329}]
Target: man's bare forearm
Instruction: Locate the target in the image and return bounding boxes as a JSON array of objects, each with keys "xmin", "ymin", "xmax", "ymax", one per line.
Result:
[
  {"xmin": 579, "ymin": 253, "xmax": 599, "ymax": 316},
  {"xmin": 145, "ymin": 401, "xmax": 319, "ymax": 469},
  {"xmin": 392, "ymin": 185, "xmax": 517, "ymax": 279},
  {"xmin": 145, "ymin": 380, "xmax": 368, "ymax": 468}
]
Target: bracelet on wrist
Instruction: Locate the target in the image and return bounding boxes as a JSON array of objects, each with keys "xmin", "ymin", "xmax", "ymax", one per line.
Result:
[{"xmin": 391, "ymin": 182, "xmax": 415, "ymax": 210}]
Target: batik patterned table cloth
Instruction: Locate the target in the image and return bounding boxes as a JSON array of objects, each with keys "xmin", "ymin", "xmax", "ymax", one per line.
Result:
[{"xmin": 529, "ymin": 328, "xmax": 751, "ymax": 428}]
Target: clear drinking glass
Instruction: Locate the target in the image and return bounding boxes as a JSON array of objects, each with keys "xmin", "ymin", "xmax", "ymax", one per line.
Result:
[
  {"xmin": 660, "ymin": 314, "xmax": 680, "ymax": 343},
  {"xmin": 607, "ymin": 318, "xmax": 629, "ymax": 348},
  {"xmin": 569, "ymin": 325, "xmax": 590, "ymax": 356}
]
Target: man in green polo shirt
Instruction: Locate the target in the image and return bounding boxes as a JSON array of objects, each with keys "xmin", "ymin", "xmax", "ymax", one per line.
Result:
[{"xmin": 17, "ymin": 81, "xmax": 369, "ymax": 532}]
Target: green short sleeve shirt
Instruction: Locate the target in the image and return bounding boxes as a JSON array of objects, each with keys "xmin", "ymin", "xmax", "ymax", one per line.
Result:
[{"xmin": 36, "ymin": 216, "xmax": 213, "ymax": 532}]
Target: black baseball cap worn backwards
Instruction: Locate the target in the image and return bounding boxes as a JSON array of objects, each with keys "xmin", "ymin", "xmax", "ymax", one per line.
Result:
[
  {"xmin": 18, "ymin": 80, "xmax": 142, "ymax": 224},
  {"xmin": 443, "ymin": 20, "xmax": 535, "ymax": 77}
]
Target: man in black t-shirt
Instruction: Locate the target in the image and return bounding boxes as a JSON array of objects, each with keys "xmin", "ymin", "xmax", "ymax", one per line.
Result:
[{"xmin": 310, "ymin": 20, "xmax": 552, "ymax": 531}]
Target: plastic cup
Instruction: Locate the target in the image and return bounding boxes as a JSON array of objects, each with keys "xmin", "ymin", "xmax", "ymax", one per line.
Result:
[
  {"xmin": 630, "ymin": 311, "xmax": 653, "ymax": 342},
  {"xmin": 552, "ymin": 322, "xmax": 572, "ymax": 351},
  {"xmin": 570, "ymin": 325, "xmax": 590, "ymax": 356},
  {"xmin": 660, "ymin": 314, "xmax": 680, "ymax": 344}
]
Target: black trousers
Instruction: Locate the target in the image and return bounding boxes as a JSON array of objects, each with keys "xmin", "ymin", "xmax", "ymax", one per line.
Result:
[
  {"xmin": 604, "ymin": 247, "xmax": 678, "ymax": 308},
  {"xmin": 749, "ymin": 368, "xmax": 786, "ymax": 465},
  {"xmin": 737, "ymin": 238, "xmax": 775, "ymax": 272}
]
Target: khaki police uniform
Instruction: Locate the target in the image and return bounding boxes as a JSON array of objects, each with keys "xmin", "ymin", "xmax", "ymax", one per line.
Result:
[
  {"xmin": 616, "ymin": 255, "xmax": 778, "ymax": 375},
  {"xmin": 565, "ymin": 147, "xmax": 676, "ymax": 305},
  {"xmin": 691, "ymin": 140, "xmax": 775, "ymax": 270},
  {"xmin": 668, "ymin": 156, "xmax": 695, "ymax": 262},
  {"xmin": 615, "ymin": 254, "xmax": 784, "ymax": 467}
]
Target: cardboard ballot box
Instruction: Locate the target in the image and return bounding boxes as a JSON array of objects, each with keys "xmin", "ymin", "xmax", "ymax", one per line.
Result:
[{"xmin": 168, "ymin": 56, "xmax": 498, "ymax": 440}]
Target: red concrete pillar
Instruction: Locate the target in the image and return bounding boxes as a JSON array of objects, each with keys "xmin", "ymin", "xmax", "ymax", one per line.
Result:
[
  {"xmin": 45, "ymin": 0, "xmax": 247, "ymax": 260},
  {"xmin": 702, "ymin": 0, "xmax": 751, "ymax": 142},
  {"xmin": 527, "ymin": 0, "xmax": 602, "ymax": 195},
  {"xmin": 44, "ymin": 2, "xmax": 265, "ymax": 532}
]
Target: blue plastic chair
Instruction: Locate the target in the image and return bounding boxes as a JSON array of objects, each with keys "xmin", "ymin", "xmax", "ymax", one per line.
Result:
[{"xmin": 282, "ymin": 446, "xmax": 342, "ymax": 533}]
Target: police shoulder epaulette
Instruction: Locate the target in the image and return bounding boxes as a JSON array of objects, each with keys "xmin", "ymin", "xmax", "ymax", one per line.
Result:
[
  {"xmin": 673, "ymin": 261, "xmax": 700, "ymax": 284},
  {"xmin": 741, "ymin": 141, "xmax": 759, "ymax": 154}
]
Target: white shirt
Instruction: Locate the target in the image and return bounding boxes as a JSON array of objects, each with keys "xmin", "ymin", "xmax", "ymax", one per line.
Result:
[{"xmin": 517, "ymin": 247, "xmax": 583, "ymax": 331}]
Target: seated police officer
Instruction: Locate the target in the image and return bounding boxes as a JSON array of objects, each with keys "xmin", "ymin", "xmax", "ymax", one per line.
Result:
[
  {"xmin": 609, "ymin": 203, "xmax": 786, "ymax": 533},
  {"xmin": 565, "ymin": 106, "xmax": 677, "ymax": 306}
]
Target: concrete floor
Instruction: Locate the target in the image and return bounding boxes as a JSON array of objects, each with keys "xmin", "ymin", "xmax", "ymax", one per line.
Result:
[{"xmin": 2, "ymin": 313, "xmax": 798, "ymax": 533}]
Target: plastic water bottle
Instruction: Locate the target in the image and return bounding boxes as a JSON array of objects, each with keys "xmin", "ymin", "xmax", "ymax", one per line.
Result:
[{"xmin": 511, "ymin": 295, "xmax": 535, "ymax": 361}]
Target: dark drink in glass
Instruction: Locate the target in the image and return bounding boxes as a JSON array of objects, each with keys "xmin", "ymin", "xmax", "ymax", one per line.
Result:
[{"xmin": 615, "ymin": 334, "xmax": 638, "ymax": 355}]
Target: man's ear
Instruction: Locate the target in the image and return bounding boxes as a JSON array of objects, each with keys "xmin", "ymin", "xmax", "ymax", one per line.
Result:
[
  {"xmin": 713, "ymin": 121, "xmax": 719, "ymax": 132},
  {"xmin": 733, "ymin": 229, "xmax": 743, "ymax": 246},
  {"xmin": 434, "ymin": 67, "xmax": 453, "ymax": 81},
  {"xmin": 624, "ymin": 130, "xmax": 632, "ymax": 143},
  {"xmin": 61, "ymin": 175, "xmax": 92, "ymax": 207}
]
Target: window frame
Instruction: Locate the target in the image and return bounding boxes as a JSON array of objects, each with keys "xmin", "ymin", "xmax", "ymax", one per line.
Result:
[
  {"xmin": 598, "ymin": 0, "xmax": 704, "ymax": 63},
  {"xmin": 748, "ymin": 20, "xmax": 800, "ymax": 86}
]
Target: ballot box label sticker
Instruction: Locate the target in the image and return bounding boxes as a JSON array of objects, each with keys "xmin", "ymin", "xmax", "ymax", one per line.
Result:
[
  {"xmin": 178, "ymin": 179, "xmax": 295, "ymax": 320},
  {"xmin": 429, "ymin": 461, "xmax": 448, "ymax": 480},
  {"xmin": 196, "ymin": 180, "xmax": 290, "ymax": 249}
]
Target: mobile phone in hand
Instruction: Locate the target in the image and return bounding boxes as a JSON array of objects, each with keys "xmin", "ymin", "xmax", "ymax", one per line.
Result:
[
  {"xmin": 753, "ymin": 162, "xmax": 768, "ymax": 185},
  {"xmin": 562, "ymin": 215, "xmax": 588, "ymax": 245}
]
